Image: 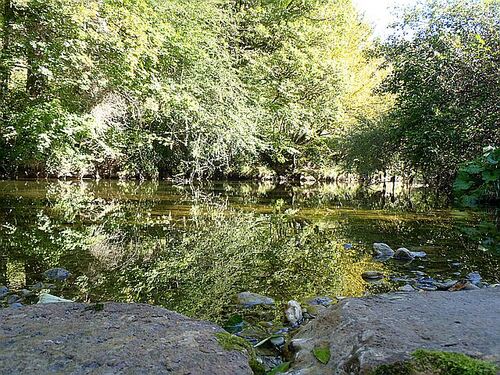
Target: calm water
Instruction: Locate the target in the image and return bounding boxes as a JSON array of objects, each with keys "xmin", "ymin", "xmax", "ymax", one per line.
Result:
[{"xmin": 0, "ymin": 180, "xmax": 498, "ymax": 322}]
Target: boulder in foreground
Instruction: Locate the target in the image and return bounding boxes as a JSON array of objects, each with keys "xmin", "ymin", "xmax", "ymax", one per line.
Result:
[
  {"xmin": 288, "ymin": 288, "xmax": 500, "ymax": 374},
  {"xmin": 0, "ymin": 302, "xmax": 252, "ymax": 374}
]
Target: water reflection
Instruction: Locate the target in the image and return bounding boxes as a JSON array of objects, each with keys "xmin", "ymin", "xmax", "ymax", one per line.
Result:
[{"xmin": 0, "ymin": 180, "xmax": 498, "ymax": 322}]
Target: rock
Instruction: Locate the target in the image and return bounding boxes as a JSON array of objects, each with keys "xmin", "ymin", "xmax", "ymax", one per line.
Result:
[
  {"xmin": 410, "ymin": 251, "xmax": 427, "ymax": 258},
  {"xmin": 362, "ymin": 271, "xmax": 384, "ymax": 280},
  {"xmin": 373, "ymin": 243, "xmax": 394, "ymax": 258},
  {"xmin": 435, "ymin": 280, "xmax": 458, "ymax": 291},
  {"xmin": 398, "ymin": 284, "xmax": 415, "ymax": 292},
  {"xmin": 0, "ymin": 285, "xmax": 9, "ymax": 299},
  {"xmin": 449, "ymin": 281, "xmax": 480, "ymax": 291},
  {"xmin": 270, "ymin": 336, "xmax": 285, "ymax": 347},
  {"xmin": 6, "ymin": 294, "xmax": 20, "ymax": 305},
  {"xmin": 37, "ymin": 293, "xmax": 74, "ymax": 304},
  {"xmin": 394, "ymin": 248, "xmax": 414, "ymax": 261},
  {"xmin": 9, "ymin": 302, "xmax": 23, "ymax": 309},
  {"xmin": 343, "ymin": 243, "xmax": 353, "ymax": 250},
  {"xmin": 0, "ymin": 303, "xmax": 253, "ymax": 374},
  {"xmin": 236, "ymin": 292, "xmax": 275, "ymax": 308},
  {"xmin": 468, "ymin": 272, "xmax": 482, "ymax": 285},
  {"xmin": 305, "ymin": 296, "xmax": 333, "ymax": 307},
  {"xmin": 288, "ymin": 288, "xmax": 500, "ymax": 374},
  {"xmin": 285, "ymin": 301, "xmax": 303, "ymax": 325},
  {"xmin": 43, "ymin": 268, "xmax": 71, "ymax": 281}
]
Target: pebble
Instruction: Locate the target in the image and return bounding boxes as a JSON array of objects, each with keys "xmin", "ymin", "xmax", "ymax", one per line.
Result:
[
  {"xmin": 306, "ymin": 296, "xmax": 333, "ymax": 307},
  {"xmin": 270, "ymin": 336, "xmax": 285, "ymax": 347}
]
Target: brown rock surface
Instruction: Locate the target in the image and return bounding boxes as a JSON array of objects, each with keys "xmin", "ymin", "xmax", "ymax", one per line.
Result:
[
  {"xmin": 288, "ymin": 288, "xmax": 500, "ymax": 374},
  {"xmin": 0, "ymin": 302, "xmax": 252, "ymax": 375}
]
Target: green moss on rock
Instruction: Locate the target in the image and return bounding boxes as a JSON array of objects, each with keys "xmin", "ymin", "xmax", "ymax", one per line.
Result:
[
  {"xmin": 216, "ymin": 332, "xmax": 266, "ymax": 375},
  {"xmin": 370, "ymin": 350, "xmax": 498, "ymax": 375}
]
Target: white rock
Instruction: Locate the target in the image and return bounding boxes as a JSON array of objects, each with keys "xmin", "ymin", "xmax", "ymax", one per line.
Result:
[
  {"xmin": 285, "ymin": 300, "xmax": 303, "ymax": 325},
  {"xmin": 37, "ymin": 293, "xmax": 73, "ymax": 304}
]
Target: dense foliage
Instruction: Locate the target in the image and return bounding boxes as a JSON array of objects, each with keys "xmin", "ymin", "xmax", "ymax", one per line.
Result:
[
  {"xmin": 380, "ymin": 0, "xmax": 499, "ymax": 189},
  {"xmin": 0, "ymin": 0, "xmax": 498, "ymax": 197},
  {"xmin": 0, "ymin": 0, "xmax": 384, "ymax": 179}
]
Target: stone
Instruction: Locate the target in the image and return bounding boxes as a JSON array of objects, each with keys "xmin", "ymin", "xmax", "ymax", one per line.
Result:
[
  {"xmin": 398, "ymin": 284, "xmax": 415, "ymax": 292},
  {"xmin": 435, "ymin": 280, "xmax": 458, "ymax": 291},
  {"xmin": 270, "ymin": 336, "xmax": 285, "ymax": 347},
  {"xmin": 410, "ymin": 251, "xmax": 427, "ymax": 258},
  {"xmin": 37, "ymin": 293, "xmax": 74, "ymax": 304},
  {"xmin": 393, "ymin": 248, "xmax": 414, "ymax": 261},
  {"xmin": 449, "ymin": 281, "xmax": 480, "ymax": 291},
  {"xmin": 343, "ymin": 243, "xmax": 353, "ymax": 250},
  {"xmin": 362, "ymin": 271, "xmax": 384, "ymax": 280},
  {"xmin": 305, "ymin": 296, "xmax": 333, "ymax": 307},
  {"xmin": 0, "ymin": 303, "xmax": 253, "ymax": 374},
  {"xmin": 468, "ymin": 272, "xmax": 482, "ymax": 285},
  {"xmin": 6, "ymin": 294, "xmax": 20, "ymax": 305},
  {"xmin": 43, "ymin": 268, "xmax": 71, "ymax": 281},
  {"xmin": 0, "ymin": 285, "xmax": 9, "ymax": 299},
  {"xmin": 236, "ymin": 292, "xmax": 275, "ymax": 308},
  {"xmin": 288, "ymin": 288, "xmax": 500, "ymax": 374},
  {"xmin": 285, "ymin": 300, "xmax": 303, "ymax": 325},
  {"xmin": 373, "ymin": 243, "xmax": 394, "ymax": 258},
  {"xmin": 9, "ymin": 302, "xmax": 23, "ymax": 309}
]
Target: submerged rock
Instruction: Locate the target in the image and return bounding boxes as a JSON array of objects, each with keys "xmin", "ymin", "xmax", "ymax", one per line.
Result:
[
  {"xmin": 362, "ymin": 271, "xmax": 384, "ymax": 280},
  {"xmin": 285, "ymin": 300, "xmax": 303, "ymax": 325},
  {"xmin": 236, "ymin": 292, "xmax": 275, "ymax": 308},
  {"xmin": 373, "ymin": 243, "xmax": 394, "ymax": 258},
  {"xmin": 410, "ymin": 251, "xmax": 427, "ymax": 258},
  {"xmin": 43, "ymin": 268, "xmax": 71, "ymax": 281},
  {"xmin": 394, "ymin": 248, "xmax": 414, "ymax": 261},
  {"xmin": 0, "ymin": 303, "xmax": 253, "ymax": 374},
  {"xmin": 306, "ymin": 296, "xmax": 334, "ymax": 307},
  {"xmin": 288, "ymin": 288, "xmax": 500, "ymax": 374}
]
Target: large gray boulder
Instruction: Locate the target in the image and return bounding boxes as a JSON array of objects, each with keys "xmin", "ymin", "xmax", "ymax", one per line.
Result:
[
  {"xmin": 288, "ymin": 288, "xmax": 500, "ymax": 374},
  {"xmin": 0, "ymin": 303, "xmax": 252, "ymax": 375}
]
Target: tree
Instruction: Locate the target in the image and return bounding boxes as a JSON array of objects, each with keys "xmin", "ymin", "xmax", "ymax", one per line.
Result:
[{"xmin": 381, "ymin": 0, "xmax": 500, "ymax": 190}]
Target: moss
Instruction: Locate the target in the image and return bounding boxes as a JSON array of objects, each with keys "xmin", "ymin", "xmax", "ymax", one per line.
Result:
[
  {"xmin": 412, "ymin": 349, "xmax": 498, "ymax": 375},
  {"xmin": 216, "ymin": 332, "xmax": 266, "ymax": 375},
  {"xmin": 370, "ymin": 350, "xmax": 498, "ymax": 375}
]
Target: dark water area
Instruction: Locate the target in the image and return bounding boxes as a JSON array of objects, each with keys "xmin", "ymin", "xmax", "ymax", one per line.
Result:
[{"xmin": 0, "ymin": 179, "xmax": 498, "ymax": 322}]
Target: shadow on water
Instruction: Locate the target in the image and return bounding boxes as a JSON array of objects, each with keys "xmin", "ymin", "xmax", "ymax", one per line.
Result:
[{"xmin": 0, "ymin": 179, "xmax": 498, "ymax": 322}]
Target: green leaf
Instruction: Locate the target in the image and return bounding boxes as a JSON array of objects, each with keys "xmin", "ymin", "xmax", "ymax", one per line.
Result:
[
  {"xmin": 313, "ymin": 347, "xmax": 331, "ymax": 364},
  {"xmin": 267, "ymin": 362, "xmax": 290, "ymax": 374}
]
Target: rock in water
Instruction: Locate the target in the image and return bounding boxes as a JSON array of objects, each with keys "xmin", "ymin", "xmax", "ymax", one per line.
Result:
[
  {"xmin": 37, "ymin": 293, "xmax": 74, "ymax": 304},
  {"xmin": 236, "ymin": 292, "xmax": 275, "ymax": 308},
  {"xmin": 0, "ymin": 303, "xmax": 253, "ymax": 374},
  {"xmin": 285, "ymin": 300, "xmax": 303, "ymax": 325},
  {"xmin": 394, "ymin": 248, "xmax": 415, "ymax": 261},
  {"xmin": 410, "ymin": 251, "xmax": 427, "ymax": 258},
  {"xmin": 288, "ymin": 288, "xmax": 500, "ymax": 374},
  {"xmin": 373, "ymin": 243, "xmax": 394, "ymax": 258},
  {"xmin": 306, "ymin": 296, "xmax": 334, "ymax": 307},
  {"xmin": 362, "ymin": 271, "xmax": 384, "ymax": 280},
  {"xmin": 43, "ymin": 268, "xmax": 71, "ymax": 281},
  {"xmin": 468, "ymin": 272, "xmax": 482, "ymax": 285}
]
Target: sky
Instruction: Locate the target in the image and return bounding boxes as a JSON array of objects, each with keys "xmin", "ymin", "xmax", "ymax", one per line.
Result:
[{"xmin": 352, "ymin": 0, "xmax": 418, "ymax": 38}]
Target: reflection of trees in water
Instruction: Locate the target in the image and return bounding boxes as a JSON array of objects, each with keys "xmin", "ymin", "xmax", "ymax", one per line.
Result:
[{"xmin": 0, "ymin": 180, "xmax": 498, "ymax": 321}]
